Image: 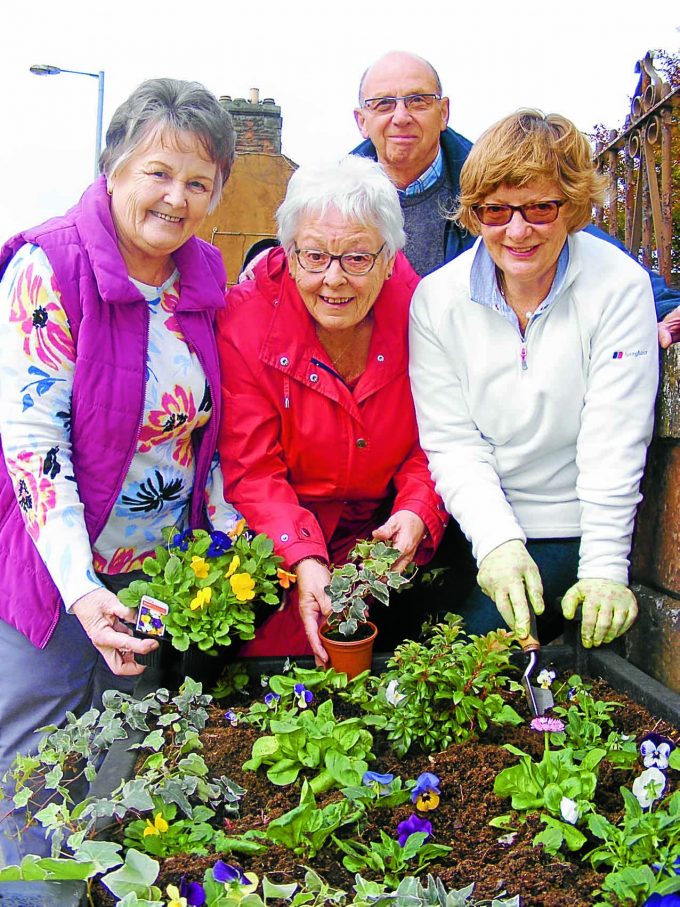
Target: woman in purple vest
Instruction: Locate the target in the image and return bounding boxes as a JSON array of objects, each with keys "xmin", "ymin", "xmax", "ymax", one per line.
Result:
[{"xmin": 0, "ymin": 79, "xmax": 238, "ymax": 862}]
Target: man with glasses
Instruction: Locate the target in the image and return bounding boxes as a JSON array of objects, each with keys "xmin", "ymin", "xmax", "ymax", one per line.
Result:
[{"xmin": 352, "ymin": 51, "xmax": 679, "ymax": 345}]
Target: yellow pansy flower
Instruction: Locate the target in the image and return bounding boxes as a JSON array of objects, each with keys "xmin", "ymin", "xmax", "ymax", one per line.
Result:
[
  {"xmin": 143, "ymin": 812, "xmax": 169, "ymax": 837},
  {"xmin": 190, "ymin": 556, "xmax": 209, "ymax": 579},
  {"xmin": 225, "ymin": 555, "xmax": 241, "ymax": 578},
  {"xmin": 230, "ymin": 572, "xmax": 256, "ymax": 602},
  {"xmin": 166, "ymin": 885, "xmax": 187, "ymax": 907},
  {"xmin": 190, "ymin": 587, "xmax": 212, "ymax": 611},
  {"xmin": 415, "ymin": 790, "xmax": 440, "ymax": 811}
]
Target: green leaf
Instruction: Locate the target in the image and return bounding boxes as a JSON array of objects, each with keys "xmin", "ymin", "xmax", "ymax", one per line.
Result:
[
  {"xmin": 164, "ymin": 556, "xmax": 182, "ymax": 584},
  {"xmin": 142, "ymin": 557, "xmax": 161, "ymax": 577},
  {"xmin": 267, "ymin": 759, "xmax": 300, "ymax": 786},
  {"xmin": 101, "ymin": 849, "xmax": 160, "ymax": 899}
]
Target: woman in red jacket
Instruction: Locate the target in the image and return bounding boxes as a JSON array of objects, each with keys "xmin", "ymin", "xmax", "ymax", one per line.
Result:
[{"xmin": 217, "ymin": 156, "xmax": 447, "ymax": 662}]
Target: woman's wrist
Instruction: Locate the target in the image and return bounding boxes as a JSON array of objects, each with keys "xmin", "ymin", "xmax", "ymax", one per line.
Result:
[{"xmin": 291, "ymin": 555, "xmax": 329, "ymax": 571}]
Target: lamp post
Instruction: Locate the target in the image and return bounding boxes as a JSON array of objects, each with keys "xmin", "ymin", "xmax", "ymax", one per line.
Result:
[{"xmin": 30, "ymin": 64, "xmax": 105, "ymax": 180}]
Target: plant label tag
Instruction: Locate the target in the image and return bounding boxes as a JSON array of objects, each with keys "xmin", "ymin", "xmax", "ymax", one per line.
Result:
[{"xmin": 136, "ymin": 595, "xmax": 169, "ymax": 638}]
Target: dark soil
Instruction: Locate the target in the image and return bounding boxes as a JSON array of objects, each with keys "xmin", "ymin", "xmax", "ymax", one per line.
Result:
[{"xmin": 93, "ymin": 675, "xmax": 680, "ymax": 906}]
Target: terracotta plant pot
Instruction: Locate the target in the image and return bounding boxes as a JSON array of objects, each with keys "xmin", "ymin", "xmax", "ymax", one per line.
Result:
[{"xmin": 319, "ymin": 620, "xmax": 378, "ymax": 679}]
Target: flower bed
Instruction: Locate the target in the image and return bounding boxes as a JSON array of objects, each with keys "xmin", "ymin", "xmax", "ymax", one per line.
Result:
[{"xmin": 2, "ymin": 619, "xmax": 679, "ymax": 907}]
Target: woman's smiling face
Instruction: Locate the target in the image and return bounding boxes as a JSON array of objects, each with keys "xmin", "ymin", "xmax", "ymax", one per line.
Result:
[
  {"xmin": 108, "ymin": 126, "xmax": 217, "ymax": 280},
  {"xmin": 478, "ymin": 179, "xmax": 569, "ymax": 291},
  {"xmin": 288, "ymin": 207, "xmax": 394, "ymax": 333}
]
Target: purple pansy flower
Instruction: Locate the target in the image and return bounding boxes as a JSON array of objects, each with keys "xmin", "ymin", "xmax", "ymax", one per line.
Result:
[
  {"xmin": 643, "ymin": 896, "xmax": 680, "ymax": 906},
  {"xmin": 294, "ymin": 683, "xmax": 314, "ymax": 709},
  {"xmin": 640, "ymin": 732, "xmax": 676, "ymax": 770},
  {"xmin": 172, "ymin": 528, "xmax": 193, "ymax": 551},
  {"xmin": 179, "ymin": 876, "xmax": 206, "ymax": 907},
  {"xmin": 396, "ymin": 814, "xmax": 433, "ymax": 847},
  {"xmin": 264, "ymin": 692, "xmax": 281, "ymax": 709},
  {"xmin": 213, "ymin": 861, "xmax": 249, "ymax": 885},
  {"xmin": 207, "ymin": 530, "xmax": 233, "ymax": 557},
  {"xmin": 224, "ymin": 710, "xmax": 238, "ymax": 727}
]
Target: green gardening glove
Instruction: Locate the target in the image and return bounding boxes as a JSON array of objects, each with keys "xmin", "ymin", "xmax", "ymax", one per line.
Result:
[
  {"xmin": 561, "ymin": 579, "xmax": 638, "ymax": 648},
  {"xmin": 477, "ymin": 540, "xmax": 545, "ymax": 638}
]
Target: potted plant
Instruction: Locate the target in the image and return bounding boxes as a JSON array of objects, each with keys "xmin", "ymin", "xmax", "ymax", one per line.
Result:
[
  {"xmin": 320, "ymin": 539, "xmax": 410, "ymax": 678},
  {"xmin": 117, "ymin": 519, "xmax": 294, "ymax": 685}
]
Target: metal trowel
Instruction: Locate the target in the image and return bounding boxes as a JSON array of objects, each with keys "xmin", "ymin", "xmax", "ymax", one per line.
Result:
[{"xmin": 519, "ymin": 609, "xmax": 554, "ymax": 717}]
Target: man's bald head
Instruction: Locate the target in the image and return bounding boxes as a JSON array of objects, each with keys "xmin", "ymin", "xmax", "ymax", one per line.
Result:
[{"xmin": 358, "ymin": 51, "xmax": 443, "ymax": 105}]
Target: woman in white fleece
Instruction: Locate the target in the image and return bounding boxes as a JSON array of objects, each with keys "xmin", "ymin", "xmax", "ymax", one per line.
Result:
[{"xmin": 409, "ymin": 109, "xmax": 659, "ymax": 649}]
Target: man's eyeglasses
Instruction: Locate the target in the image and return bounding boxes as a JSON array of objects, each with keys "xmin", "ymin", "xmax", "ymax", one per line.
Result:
[
  {"xmin": 294, "ymin": 244, "xmax": 385, "ymax": 276},
  {"xmin": 361, "ymin": 94, "xmax": 442, "ymax": 114},
  {"xmin": 472, "ymin": 200, "xmax": 566, "ymax": 227}
]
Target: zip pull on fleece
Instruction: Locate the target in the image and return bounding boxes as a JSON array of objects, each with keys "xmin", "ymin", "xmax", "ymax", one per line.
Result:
[{"xmin": 521, "ymin": 343, "xmax": 528, "ymax": 371}]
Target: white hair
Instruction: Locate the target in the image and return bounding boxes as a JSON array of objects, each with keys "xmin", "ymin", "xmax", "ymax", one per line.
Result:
[{"xmin": 277, "ymin": 155, "xmax": 405, "ymax": 255}]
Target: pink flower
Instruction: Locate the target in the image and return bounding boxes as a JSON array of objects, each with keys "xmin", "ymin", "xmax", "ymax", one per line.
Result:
[
  {"xmin": 10, "ymin": 264, "xmax": 75, "ymax": 369},
  {"xmin": 530, "ymin": 716, "xmax": 565, "ymax": 733},
  {"xmin": 137, "ymin": 386, "xmax": 200, "ymax": 466}
]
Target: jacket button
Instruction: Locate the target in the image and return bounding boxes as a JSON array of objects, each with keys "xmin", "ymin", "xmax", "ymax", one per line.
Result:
[
  {"xmin": 280, "ymin": 533, "xmax": 289, "ymax": 541},
  {"xmin": 377, "ymin": 354, "xmax": 385, "ymax": 362},
  {"xmin": 279, "ymin": 356, "xmax": 289, "ymax": 367},
  {"xmin": 356, "ymin": 438, "xmax": 368, "ymax": 448},
  {"xmin": 309, "ymin": 373, "xmax": 319, "ymax": 383}
]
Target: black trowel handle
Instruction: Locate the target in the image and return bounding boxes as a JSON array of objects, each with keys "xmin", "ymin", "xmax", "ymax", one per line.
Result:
[{"xmin": 518, "ymin": 608, "xmax": 540, "ymax": 653}]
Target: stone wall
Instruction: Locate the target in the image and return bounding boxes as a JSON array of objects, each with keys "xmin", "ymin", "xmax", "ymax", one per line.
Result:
[{"xmin": 629, "ymin": 344, "xmax": 680, "ymax": 692}]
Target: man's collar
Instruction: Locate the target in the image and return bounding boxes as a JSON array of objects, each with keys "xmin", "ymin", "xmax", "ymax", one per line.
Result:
[{"xmin": 397, "ymin": 148, "xmax": 443, "ymax": 197}]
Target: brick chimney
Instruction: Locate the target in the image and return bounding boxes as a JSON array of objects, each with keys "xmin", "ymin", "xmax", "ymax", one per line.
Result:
[{"xmin": 219, "ymin": 88, "xmax": 282, "ymax": 154}]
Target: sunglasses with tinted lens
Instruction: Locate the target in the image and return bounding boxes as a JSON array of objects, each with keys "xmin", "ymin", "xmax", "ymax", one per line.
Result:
[{"xmin": 472, "ymin": 200, "xmax": 565, "ymax": 226}]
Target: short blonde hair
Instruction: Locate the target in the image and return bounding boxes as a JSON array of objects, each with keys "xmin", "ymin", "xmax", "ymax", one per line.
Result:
[{"xmin": 456, "ymin": 109, "xmax": 606, "ymax": 234}]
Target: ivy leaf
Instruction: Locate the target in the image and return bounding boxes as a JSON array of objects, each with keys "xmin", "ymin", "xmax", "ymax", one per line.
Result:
[{"xmin": 101, "ymin": 848, "xmax": 160, "ymax": 899}]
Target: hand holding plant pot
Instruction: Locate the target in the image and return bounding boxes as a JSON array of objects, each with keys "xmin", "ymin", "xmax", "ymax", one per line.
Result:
[
  {"xmin": 295, "ymin": 557, "xmax": 333, "ymax": 665},
  {"xmin": 320, "ymin": 539, "xmax": 410, "ymax": 677}
]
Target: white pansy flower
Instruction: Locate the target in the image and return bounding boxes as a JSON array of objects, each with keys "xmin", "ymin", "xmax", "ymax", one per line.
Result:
[
  {"xmin": 536, "ymin": 669, "xmax": 556, "ymax": 690},
  {"xmin": 559, "ymin": 796, "xmax": 579, "ymax": 825},
  {"xmin": 385, "ymin": 679, "xmax": 406, "ymax": 706},
  {"xmin": 632, "ymin": 767, "xmax": 666, "ymax": 809}
]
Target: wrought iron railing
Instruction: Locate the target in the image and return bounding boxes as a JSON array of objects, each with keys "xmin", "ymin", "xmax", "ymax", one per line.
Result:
[{"xmin": 594, "ymin": 52, "xmax": 679, "ymax": 284}]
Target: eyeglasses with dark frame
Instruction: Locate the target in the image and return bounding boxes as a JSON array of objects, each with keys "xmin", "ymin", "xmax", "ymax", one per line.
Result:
[
  {"xmin": 472, "ymin": 200, "xmax": 566, "ymax": 227},
  {"xmin": 361, "ymin": 94, "xmax": 442, "ymax": 114},
  {"xmin": 294, "ymin": 244, "xmax": 386, "ymax": 276}
]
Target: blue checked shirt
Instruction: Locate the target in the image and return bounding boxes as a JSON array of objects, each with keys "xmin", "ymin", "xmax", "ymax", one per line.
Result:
[{"xmin": 398, "ymin": 149, "xmax": 443, "ymax": 198}]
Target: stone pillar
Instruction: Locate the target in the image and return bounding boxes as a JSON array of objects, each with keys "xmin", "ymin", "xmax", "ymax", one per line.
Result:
[{"xmin": 629, "ymin": 344, "xmax": 680, "ymax": 692}]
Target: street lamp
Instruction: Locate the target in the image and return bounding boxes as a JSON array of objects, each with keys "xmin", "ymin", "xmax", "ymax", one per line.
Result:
[{"xmin": 30, "ymin": 64, "xmax": 105, "ymax": 180}]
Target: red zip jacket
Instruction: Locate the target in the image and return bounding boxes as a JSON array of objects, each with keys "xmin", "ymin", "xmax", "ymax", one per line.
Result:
[{"xmin": 217, "ymin": 247, "xmax": 447, "ymax": 653}]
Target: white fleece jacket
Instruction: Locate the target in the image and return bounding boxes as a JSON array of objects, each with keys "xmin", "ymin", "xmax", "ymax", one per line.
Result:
[{"xmin": 409, "ymin": 231, "xmax": 659, "ymax": 584}]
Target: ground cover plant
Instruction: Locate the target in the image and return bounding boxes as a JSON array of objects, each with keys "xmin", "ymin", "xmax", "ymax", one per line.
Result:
[{"xmin": 1, "ymin": 616, "xmax": 679, "ymax": 907}]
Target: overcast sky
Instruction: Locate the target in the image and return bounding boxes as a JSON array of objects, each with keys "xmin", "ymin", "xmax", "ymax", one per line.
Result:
[{"xmin": 1, "ymin": 0, "xmax": 677, "ymax": 240}]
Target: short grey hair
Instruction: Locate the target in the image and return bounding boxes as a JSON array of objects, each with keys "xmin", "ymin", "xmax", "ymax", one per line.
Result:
[
  {"xmin": 277, "ymin": 156, "xmax": 405, "ymax": 255},
  {"xmin": 100, "ymin": 78, "xmax": 236, "ymax": 212}
]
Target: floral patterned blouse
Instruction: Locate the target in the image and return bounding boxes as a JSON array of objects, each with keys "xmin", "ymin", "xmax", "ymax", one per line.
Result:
[{"xmin": 0, "ymin": 243, "xmax": 239, "ymax": 610}]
